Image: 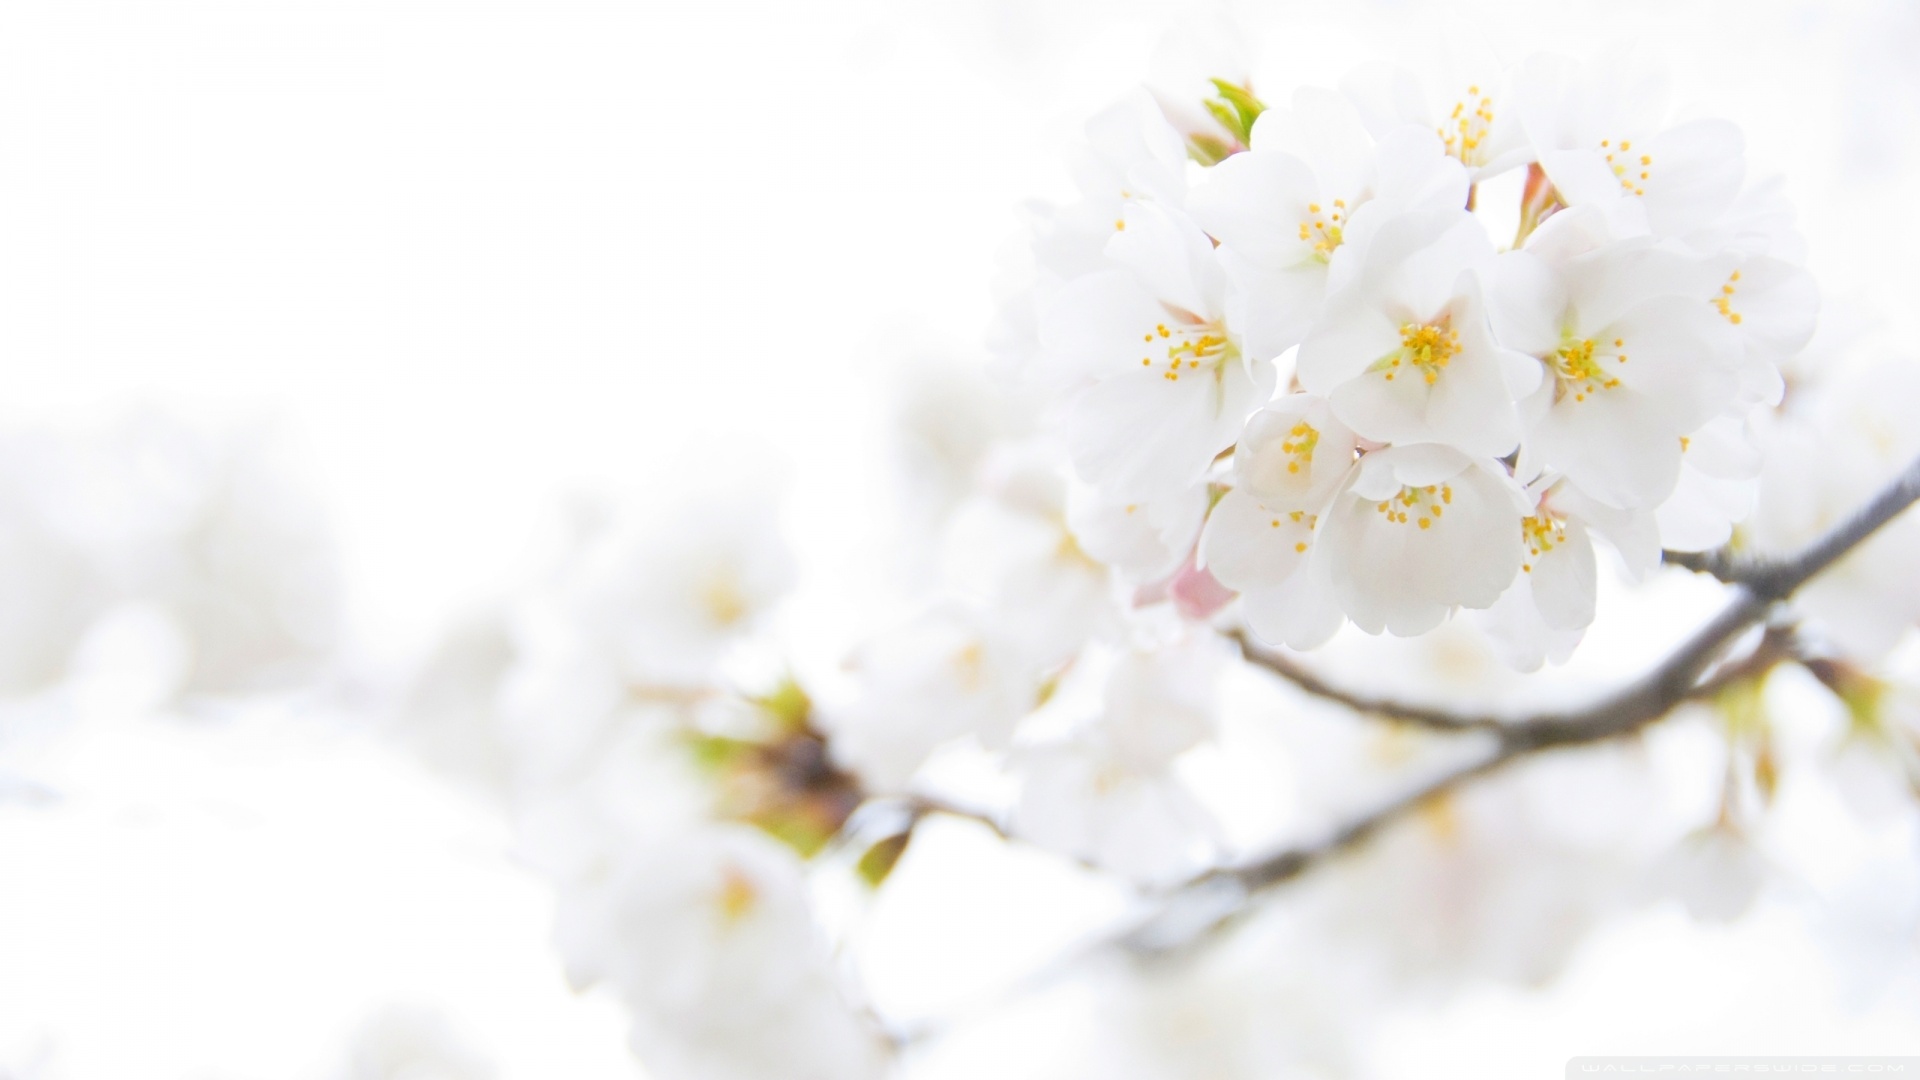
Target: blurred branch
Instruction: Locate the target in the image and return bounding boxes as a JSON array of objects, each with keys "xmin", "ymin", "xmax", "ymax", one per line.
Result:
[
  {"xmin": 1136, "ymin": 449, "xmax": 1920, "ymax": 947},
  {"xmin": 1663, "ymin": 456, "xmax": 1920, "ymax": 591},
  {"xmin": 1662, "ymin": 546, "xmax": 1740, "ymax": 581},
  {"xmin": 1227, "ymin": 630, "xmax": 1507, "ymax": 732}
]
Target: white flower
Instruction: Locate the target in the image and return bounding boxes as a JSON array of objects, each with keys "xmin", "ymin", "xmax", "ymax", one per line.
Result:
[
  {"xmin": 1010, "ymin": 642, "xmax": 1223, "ymax": 884},
  {"xmin": 1748, "ymin": 354, "xmax": 1920, "ymax": 660},
  {"xmin": 1187, "ymin": 88, "xmax": 1469, "ymax": 362},
  {"xmin": 1515, "ymin": 51, "xmax": 1746, "ymax": 239},
  {"xmin": 1486, "ymin": 208, "xmax": 1743, "ymax": 509},
  {"xmin": 1647, "ymin": 825, "xmax": 1771, "ymax": 924},
  {"xmin": 1297, "ymin": 208, "xmax": 1529, "ymax": 458},
  {"xmin": 551, "ymin": 822, "xmax": 887, "ymax": 1080},
  {"xmin": 1656, "ymin": 414, "xmax": 1763, "ymax": 553},
  {"xmin": 1318, "ymin": 444, "xmax": 1528, "ymax": 637},
  {"xmin": 1199, "ymin": 395, "xmax": 1360, "ymax": 649},
  {"xmin": 1341, "ymin": 63, "xmax": 1532, "ymax": 179},
  {"xmin": 1065, "ymin": 480, "xmax": 1208, "ymax": 586},
  {"xmin": 821, "ymin": 606, "xmax": 1042, "ymax": 793},
  {"xmin": 1472, "ymin": 476, "xmax": 1656, "ymax": 671},
  {"xmin": 1144, "ymin": 21, "xmax": 1257, "ymax": 161},
  {"xmin": 1040, "ymin": 201, "xmax": 1274, "ymax": 501},
  {"xmin": 1030, "ymin": 90, "xmax": 1192, "ymax": 285},
  {"xmin": 561, "ymin": 491, "xmax": 795, "ymax": 689},
  {"xmin": 940, "ymin": 444, "xmax": 1119, "ymax": 664},
  {"xmin": 335, "ymin": 1008, "xmax": 497, "ymax": 1080}
]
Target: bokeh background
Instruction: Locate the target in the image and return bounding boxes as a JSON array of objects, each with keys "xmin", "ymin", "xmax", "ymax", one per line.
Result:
[{"xmin": 2, "ymin": 0, "xmax": 1919, "ymax": 1076}]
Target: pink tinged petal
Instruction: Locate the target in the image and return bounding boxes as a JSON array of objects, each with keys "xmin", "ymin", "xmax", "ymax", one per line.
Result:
[
  {"xmin": 1199, "ymin": 488, "xmax": 1313, "ymax": 589},
  {"xmin": 1527, "ymin": 516, "xmax": 1597, "ymax": 631},
  {"xmin": 1169, "ymin": 556, "xmax": 1237, "ymax": 620}
]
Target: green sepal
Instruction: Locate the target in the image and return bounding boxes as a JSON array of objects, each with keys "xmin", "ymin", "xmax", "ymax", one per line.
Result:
[
  {"xmin": 855, "ymin": 831, "xmax": 912, "ymax": 889},
  {"xmin": 750, "ymin": 675, "xmax": 813, "ymax": 735}
]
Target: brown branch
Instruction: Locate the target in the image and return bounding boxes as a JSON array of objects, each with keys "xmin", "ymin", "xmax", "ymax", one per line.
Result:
[
  {"xmin": 1229, "ymin": 629, "xmax": 1507, "ymax": 732},
  {"xmin": 1126, "ymin": 449, "xmax": 1920, "ymax": 948},
  {"xmin": 1662, "ymin": 546, "xmax": 1740, "ymax": 581}
]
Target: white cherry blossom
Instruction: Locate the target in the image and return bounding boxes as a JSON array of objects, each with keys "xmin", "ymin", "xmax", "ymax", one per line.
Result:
[
  {"xmin": 1041, "ymin": 200, "xmax": 1274, "ymax": 502},
  {"xmin": 1515, "ymin": 51, "xmax": 1746, "ymax": 239},
  {"xmin": 1065, "ymin": 479, "xmax": 1208, "ymax": 586},
  {"xmin": 1473, "ymin": 476, "xmax": 1656, "ymax": 671},
  {"xmin": 1031, "ymin": 90, "xmax": 1192, "ymax": 286},
  {"xmin": 1199, "ymin": 395, "xmax": 1360, "ymax": 649},
  {"xmin": 560, "ymin": 492, "xmax": 796, "ymax": 689},
  {"xmin": 1341, "ymin": 63, "xmax": 1532, "ymax": 179},
  {"xmin": 1297, "ymin": 208, "xmax": 1529, "ymax": 458},
  {"xmin": 549, "ymin": 822, "xmax": 887, "ymax": 1080},
  {"xmin": 1188, "ymin": 88, "xmax": 1471, "ymax": 363},
  {"xmin": 1011, "ymin": 641, "xmax": 1224, "ymax": 883},
  {"xmin": 1318, "ymin": 444, "xmax": 1528, "ymax": 636},
  {"xmin": 822, "ymin": 606, "xmax": 1044, "ymax": 792},
  {"xmin": 941, "ymin": 443, "xmax": 1119, "ymax": 665},
  {"xmin": 1486, "ymin": 208, "xmax": 1743, "ymax": 508}
]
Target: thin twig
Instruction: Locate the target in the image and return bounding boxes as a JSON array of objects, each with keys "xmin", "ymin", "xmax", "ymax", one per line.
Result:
[
  {"xmin": 1662, "ymin": 546, "xmax": 1740, "ymax": 581},
  {"xmin": 1662, "ymin": 461, "xmax": 1920, "ymax": 593},
  {"xmin": 1133, "ymin": 450, "xmax": 1920, "ymax": 945},
  {"xmin": 1229, "ymin": 630, "xmax": 1507, "ymax": 732}
]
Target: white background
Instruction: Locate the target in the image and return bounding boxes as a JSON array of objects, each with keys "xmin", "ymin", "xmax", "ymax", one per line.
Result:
[{"xmin": 2, "ymin": 0, "xmax": 1919, "ymax": 1076}]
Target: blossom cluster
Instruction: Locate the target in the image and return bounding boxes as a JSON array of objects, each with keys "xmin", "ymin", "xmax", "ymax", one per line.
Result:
[
  {"xmin": 1003, "ymin": 54, "xmax": 1817, "ymax": 668},
  {"xmin": 377, "ymin": 43, "xmax": 1920, "ymax": 1080}
]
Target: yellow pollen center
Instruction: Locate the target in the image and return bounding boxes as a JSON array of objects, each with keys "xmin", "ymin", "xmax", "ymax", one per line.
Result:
[
  {"xmin": 1551, "ymin": 335, "xmax": 1625, "ymax": 402},
  {"xmin": 1373, "ymin": 483, "xmax": 1451, "ymax": 529},
  {"xmin": 1297, "ymin": 198, "xmax": 1349, "ymax": 261},
  {"xmin": 1383, "ymin": 321, "xmax": 1461, "ymax": 385},
  {"xmin": 1140, "ymin": 318, "xmax": 1235, "ymax": 382},
  {"xmin": 717, "ymin": 866, "xmax": 759, "ymax": 924},
  {"xmin": 1439, "ymin": 85, "xmax": 1496, "ymax": 166},
  {"xmin": 1520, "ymin": 512, "xmax": 1569, "ymax": 572},
  {"xmin": 1278, "ymin": 420, "xmax": 1320, "ymax": 476},
  {"xmin": 701, "ymin": 572, "xmax": 750, "ymax": 627},
  {"xmin": 1600, "ymin": 138, "xmax": 1650, "ymax": 197},
  {"xmin": 1711, "ymin": 269, "xmax": 1745, "ymax": 325}
]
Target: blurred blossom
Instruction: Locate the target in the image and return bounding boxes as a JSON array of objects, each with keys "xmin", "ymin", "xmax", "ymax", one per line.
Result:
[
  {"xmin": 332, "ymin": 1008, "xmax": 498, "ymax": 1080},
  {"xmin": 0, "ymin": 414, "xmax": 338, "ymax": 701}
]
